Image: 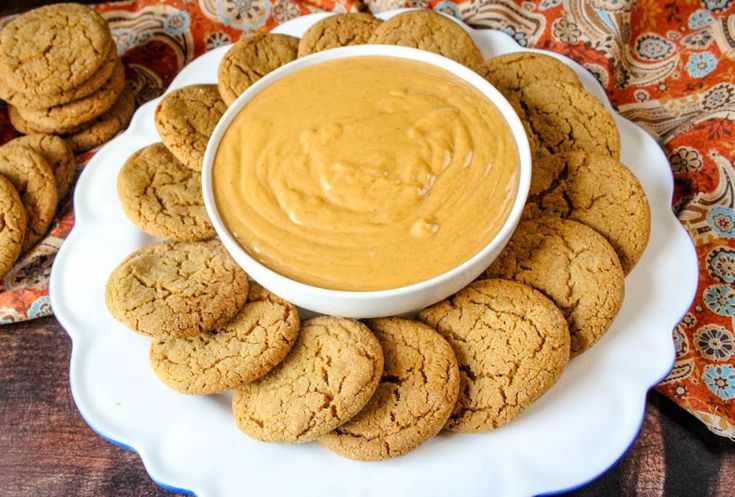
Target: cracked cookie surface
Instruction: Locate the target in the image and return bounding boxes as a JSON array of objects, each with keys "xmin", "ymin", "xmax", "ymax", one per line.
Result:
[
  {"xmin": 418, "ymin": 279, "xmax": 569, "ymax": 432},
  {"xmin": 0, "ymin": 3, "xmax": 113, "ymax": 95},
  {"xmin": 0, "ymin": 44, "xmax": 119, "ymax": 110},
  {"xmin": 0, "ymin": 144, "xmax": 57, "ymax": 253},
  {"xmin": 480, "ymin": 52, "xmax": 582, "ymax": 96},
  {"xmin": 232, "ymin": 316, "xmax": 383, "ymax": 443},
  {"xmin": 524, "ymin": 152, "xmax": 650, "ymax": 273},
  {"xmin": 66, "ymin": 85, "xmax": 135, "ymax": 154},
  {"xmin": 483, "ymin": 217, "xmax": 625, "ymax": 356},
  {"xmin": 369, "ymin": 10, "xmax": 484, "ymax": 69},
  {"xmin": 150, "ymin": 282, "xmax": 300, "ymax": 394},
  {"xmin": 218, "ymin": 34, "xmax": 299, "ymax": 106},
  {"xmin": 0, "ymin": 175, "xmax": 27, "ymax": 278},
  {"xmin": 9, "ymin": 134, "xmax": 76, "ymax": 199},
  {"xmin": 513, "ymin": 81, "xmax": 620, "ymax": 159},
  {"xmin": 118, "ymin": 143, "xmax": 215, "ymax": 241},
  {"xmin": 10, "ymin": 60, "xmax": 125, "ymax": 134},
  {"xmin": 298, "ymin": 14, "xmax": 382, "ymax": 57},
  {"xmin": 105, "ymin": 239, "xmax": 249, "ymax": 338},
  {"xmin": 155, "ymin": 85, "xmax": 227, "ymax": 171},
  {"xmin": 320, "ymin": 317, "xmax": 459, "ymax": 460}
]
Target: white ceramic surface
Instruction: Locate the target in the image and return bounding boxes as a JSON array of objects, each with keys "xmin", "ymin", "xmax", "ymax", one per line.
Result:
[
  {"xmin": 202, "ymin": 44, "xmax": 532, "ymax": 318},
  {"xmin": 49, "ymin": 10, "xmax": 699, "ymax": 497}
]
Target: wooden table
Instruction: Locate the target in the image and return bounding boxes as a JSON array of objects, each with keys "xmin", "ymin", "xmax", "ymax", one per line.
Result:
[{"xmin": 0, "ymin": 317, "xmax": 732, "ymax": 496}]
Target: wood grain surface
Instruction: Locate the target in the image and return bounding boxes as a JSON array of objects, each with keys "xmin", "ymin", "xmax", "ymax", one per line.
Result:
[{"xmin": 0, "ymin": 317, "xmax": 732, "ymax": 497}]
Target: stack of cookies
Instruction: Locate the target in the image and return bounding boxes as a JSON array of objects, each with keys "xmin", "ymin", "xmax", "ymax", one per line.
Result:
[
  {"xmin": 0, "ymin": 3, "xmax": 135, "ymax": 154},
  {"xmin": 103, "ymin": 10, "xmax": 652, "ymax": 462}
]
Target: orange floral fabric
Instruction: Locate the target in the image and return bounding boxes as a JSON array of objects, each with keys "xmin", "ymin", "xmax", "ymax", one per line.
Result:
[{"xmin": 0, "ymin": 0, "xmax": 733, "ymax": 438}]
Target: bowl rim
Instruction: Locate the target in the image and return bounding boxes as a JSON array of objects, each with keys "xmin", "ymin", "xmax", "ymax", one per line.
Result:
[{"xmin": 201, "ymin": 44, "xmax": 532, "ymax": 300}]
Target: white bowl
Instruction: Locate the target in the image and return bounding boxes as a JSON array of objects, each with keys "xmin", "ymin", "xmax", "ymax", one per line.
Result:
[{"xmin": 202, "ymin": 44, "xmax": 531, "ymax": 318}]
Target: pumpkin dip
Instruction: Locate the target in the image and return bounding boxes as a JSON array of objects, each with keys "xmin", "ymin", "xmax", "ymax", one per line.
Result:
[{"xmin": 212, "ymin": 56, "xmax": 519, "ymax": 291}]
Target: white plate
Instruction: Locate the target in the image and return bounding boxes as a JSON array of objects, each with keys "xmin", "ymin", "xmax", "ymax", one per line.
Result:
[{"xmin": 49, "ymin": 10, "xmax": 698, "ymax": 497}]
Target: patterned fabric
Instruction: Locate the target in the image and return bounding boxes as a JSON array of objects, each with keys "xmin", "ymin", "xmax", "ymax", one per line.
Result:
[{"xmin": 0, "ymin": 0, "xmax": 733, "ymax": 438}]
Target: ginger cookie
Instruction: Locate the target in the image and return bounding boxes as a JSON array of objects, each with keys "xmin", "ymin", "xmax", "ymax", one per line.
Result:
[
  {"xmin": 298, "ymin": 14, "xmax": 382, "ymax": 57},
  {"xmin": 9, "ymin": 134, "xmax": 76, "ymax": 199},
  {"xmin": 418, "ymin": 279, "xmax": 570, "ymax": 432},
  {"xmin": 66, "ymin": 85, "xmax": 135, "ymax": 154},
  {"xmin": 118, "ymin": 143, "xmax": 214, "ymax": 241},
  {"xmin": 524, "ymin": 152, "xmax": 650, "ymax": 273},
  {"xmin": 484, "ymin": 217, "xmax": 625, "ymax": 356},
  {"xmin": 0, "ymin": 44, "xmax": 119, "ymax": 110},
  {"xmin": 0, "ymin": 144, "xmax": 57, "ymax": 253},
  {"xmin": 10, "ymin": 60, "xmax": 126, "ymax": 135},
  {"xmin": 154, "ymin": 85, "xmax": 227, "ymax": 171},
  {"xmin": 0, "ymin": 175, "xmax": 27, "ymax": 278},
  {"xmin": 149, "ymin": 282, "xmax": 300, "ymax": 394},
  {"xmin": 0, "ymin": 3, "xmax": 113, "ymax": 96},
  {"xmin": 105, "ymin": 240, "xmax": 249, "ymax": 339},
  {"xmin": 232, "ymin": 316, "xmax": 383, "ymax": 443},
  {"xmin": 217, "ymin": 34, "xmax": 299, "ymax": 106},
  {"xmin": 320, "ymin": 318, "xmax": 459, "ymax": 461},
  {"xmin": 513, "ymin": 81, "xmax": 620, "ymax": 159},
  {"xmin": 369, "ymin": 11, "xmax": 484, "ymax": 69},
  {"xmin": 480, "ymin": 52, "xmax": 582, "ymax": 96}
]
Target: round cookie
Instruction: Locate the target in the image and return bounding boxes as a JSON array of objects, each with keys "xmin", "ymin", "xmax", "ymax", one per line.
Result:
[
  {"xmin": 0, "ymin": 175, "xmax": 28, "ymax": 278},
  {"xmin": 0, "ymin": 3, "xmax": 113, "ymax": 95},
  {"xmin": 154, "ymin": 85, "xmax": 227, "ymax": 171},
  {"xmin": 66, "ymin": 85, "xmax": 135, "ymax": 154},
  {"xmin": 369, "ymin": 10, "xmax": 484, "ymax": 69},
  {"xmin": 117, "ymin": 143, "xmax": 214, "ymax": 241},
  {"xmin": 10, "ymin": 60, "xmax": 126, "ymax": 134},
  {"xmin": 0, "ymin": 144, "xmax": 57, "ymax": 253},
  {"xmin": 480, "ymin": 52, "xmax": 582, "ymax": 96},
  {"xmin": 513, "ymin": 81, "xmax": 620, "ymax": 159},
  {"xmin": 0, "ymin": 44, "xmax": 119, "ymax": 110},
  {"xmin": 418, "ymin": 279, "xmax": 570, "ymax": 432},
  {"xmin": 9, "ymin": 134, "xmax": 76, "ymax": 199},
  {"xmin": 150, "ymin": 282, "xmax": 300, "ymax": 394},
  {"xmin": 298, "ymin": 14, "xmax": 382, "ymax": 57},
  {"xmin": 524, "ymin": 152, "xmax": 650, "ymax": 273},
  {"xmin": 320, "ymin": 318, "xmax": 459, "ymax": 460},
  {"xmin": 232, "ymin": 316, "xmax": 383, "ymax": 443},
  {"xmin": 483, "ymin": 217, "xmax": 625, "ymax": 356},
  {"xmin": 218, "ymin": 34, "xmax": 299, "ymax": 106},
  {"xmin": 105, "ymin": 240, "xmax": 249, "ymax": 338}
]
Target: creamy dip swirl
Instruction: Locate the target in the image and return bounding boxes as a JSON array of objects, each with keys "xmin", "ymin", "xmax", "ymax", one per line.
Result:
[{"xmin": 213, "ymin": 56, "xmax": 519, "ymax": 291}]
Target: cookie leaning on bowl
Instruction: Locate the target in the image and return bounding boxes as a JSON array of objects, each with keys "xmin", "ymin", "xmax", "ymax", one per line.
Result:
[
  {"xmin": 484, "ymin": 217, "xmax": 625, "ymax": 356},
  {"xmin": 105, "ymin": 240, "xmax": 249, "ymax": 338},
  {"xmin": 480, "ymin": 52, "xmax": 582, "ymax": 96},
  {"xmin": 298, "ymin": 13, "xmax": 382, "ymax": 57}
]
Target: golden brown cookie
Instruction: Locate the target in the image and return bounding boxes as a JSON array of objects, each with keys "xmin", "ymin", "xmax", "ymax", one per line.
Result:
[
  {"xmin": 298, "ymin": 14, "xmax": 382, "ymax": 57},
  {"xmin": 217, "ymin": 34, "xmax": 299, "ymax": 106},
  {"xmin": 10, "ymin": 60, "xmax": 125, "ymax": 135},
  {"xmin": 524, "ymin": 152, "xmax": 650, "ymax": 273},
  {"xmin": 480, "ymin": 52, "xmax": 582, "ymax": 96},
  {"xmin": 65, "ymin": 85, "xmax": 135, "ymax": 154},
  {"xmin": 105, "ymin": 240, "xmax": 249, "ymax": 339},
  {"xmin": 513, "ymin": 82, "xmax": 620, "ymax": 159},
  {"xmin": 8, "ymin": 134, "xmax": 76, "ymax": 199},
  {"xmin": 232, "ymin": 316, "xmax": 383, "ymax": 443},
  {"xmin": 149, "ymin": 282, "xmax": 300, "ymax": 394},
  {"xmin": 0, "ymin": 3, "xmax": 113, "ymax": 95},
  {"xmin": 0, "ymin": 44, "xmax": 119, "ymax": 110},
  {"xmin": 418, "ymin": 279, "xmax": 570, "ymax": 432},
  {"xmin": 484, "ymin": 217, "xmax": 625, "ymax": 356},
  {"xmin": 117, "ymin": 143, "xmax": 214, "ymax": 241},
  {"xmin": 0, "ymin": 175, "xmax": 27, "ymax": 278},
  {"xmin": 154, "ymin": 85, "xmax": 227, "ymax": 171},
  {"xmin": 369, "ymin": 10, "xmax": 483, "ymax": 69},
  {"xmin": 0, "ymin": 144, "xmax": 57, "ymax": 253},
  {"xmin": 320, "ymin": 317, "xmax": 459, "ymax": 460}
]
